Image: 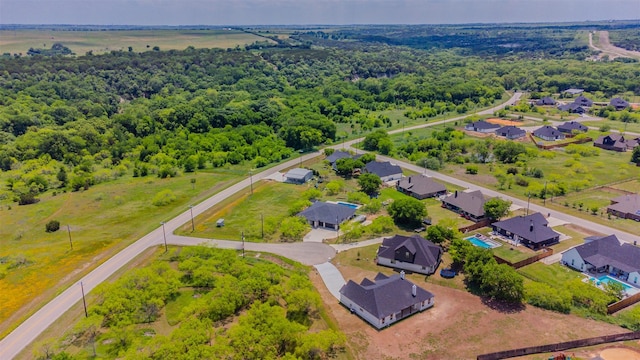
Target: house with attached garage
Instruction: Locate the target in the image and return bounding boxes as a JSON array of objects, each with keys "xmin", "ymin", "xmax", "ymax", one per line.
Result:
[
  {"xmin": 495, "ymin": 125, "xmax": 526, "ymax": 140},
  {"xmin": 339, "ymin": 272, "xmax": 435, "ymax": 329},
  {"xmin": 464, "ymin": 120, "xmax": 500, "ymax": 133},
  {"xmin": 364, "ymin": 161, "xmax": 403, "ymax": 182},
  {"xmin": 574, "ymin": 95, "xmax": 594, "ymax": 108},
  {"xmin": 557, "ymin": 102, "xmax": 586, "ymax": 114},
  {"xmin": 492, "ymin": 213, "xmax": 560, "ymax": 250},
  {"xmin": 442, "ymin": 190, "xmax": 489, "ymax": 222},
  {"xmin": 594, "ymin": 134, "xmax": 640, "ymax": 152},
  {"xmin": 561, "ymin": 234, "xmax": 640, "ymax": 286},
  {"xmin": 607, "ymin": 194, "xmax": 640, "ymax": 221},
  {"xmin": 376, "ymin": 234, "xmax": 442, "ymax": 275},
  {"xmin": 298, "ymin": 201, "xmax": 356, "ymax": 230},
  {"xmin": 557, "ymin": 121, "xmax": 588, "ymax": 134},
  {"xmin": 396, "ymin": 174, "xmax": 447, "ymax": 200},
  {"xmin": 533, "ymin": 126, "xmax": 565, "ymax": 141}
]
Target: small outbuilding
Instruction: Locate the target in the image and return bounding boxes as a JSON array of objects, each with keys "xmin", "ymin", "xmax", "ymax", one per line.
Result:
[{"xmin": 284, "ymin": 168, "xmax": 313, "ymax": 184}]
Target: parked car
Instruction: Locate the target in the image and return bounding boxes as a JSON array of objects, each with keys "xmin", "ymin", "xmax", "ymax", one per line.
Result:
[
  {"xmin": 414, "ymin": 227, "xmax": 426, "ymax": 233},
  {"xmin": 422, "ymin": 217, "xmax": 432, "ymax": 225}
]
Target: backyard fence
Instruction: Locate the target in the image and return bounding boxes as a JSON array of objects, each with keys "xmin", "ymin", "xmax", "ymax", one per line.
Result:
[
  {"xmin": 458, "ymin": 219, "xmax": 491, "ymax": 234},
  {"xmin": 477, "ymin": 331, "xmax": 640, "ymax": 360},
  {"xmin": 494, "ymin": 248, "xmax": 554, "ymax": 269},
  {"xmin": 529, "ymin": 133, "xmax": 593, "ymax": 150},
  {"xmin": 607, "ymin": 291, "xmax": 640, "ymax": 314}
]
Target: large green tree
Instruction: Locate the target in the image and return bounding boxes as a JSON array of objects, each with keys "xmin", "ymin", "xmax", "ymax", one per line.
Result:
[
  {"xmin": 387, "ymin": 197, "xmax": 427, "ymax": 226},
  {"xmin": 483, "ymin": 197, "xmax": 512, "ymax": 221},
  {"xmin": 357, "ymin": 173, "xmax": 382, "ymax": 195}
]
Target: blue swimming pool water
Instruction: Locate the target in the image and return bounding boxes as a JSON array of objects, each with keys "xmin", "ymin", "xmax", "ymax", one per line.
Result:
[
  {"xmin": 337, "ymin": 201, "xmax": 359, "ymax": 209},
  {"xmin": 466, "ymin": 236, "xmax": 492, "ymax": 249},
  {"xmin": 597, "ymin": 276, "xmax": 633, "ymax": 290}
]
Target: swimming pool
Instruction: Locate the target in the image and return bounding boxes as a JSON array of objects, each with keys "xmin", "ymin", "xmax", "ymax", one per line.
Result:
[
  {"xmin": 465, "ymin": 236, "xmax": 500, "ymax": 249},
  {"xmin": 337, "ymin": 201, "xmax": 359, "ymax": 209},
  {"xmin": 597, "ymin": 276, "xmax": 633, "ymax": 290}
]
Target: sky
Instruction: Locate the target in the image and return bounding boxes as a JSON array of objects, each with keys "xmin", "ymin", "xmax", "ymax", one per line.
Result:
[{"xmin": 1, "ymin": 0, "xmax": 639, "ymax": 25}]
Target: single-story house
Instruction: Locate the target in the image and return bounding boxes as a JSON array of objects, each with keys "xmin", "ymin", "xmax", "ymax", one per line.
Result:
[
  {"xmin": 610, "ymin": 97, "xmax": 630, "ymax": 111},
  {"xmin": 536, "ymin": 97, "xmax": 557, "ymax": 106},
  {"xmin": 442, "ymin": 190, "xmax": 489, "ymax": 222},
  {"xmin": 492, "ymin": 213, "xmax": 560, "ymax": 250},
  {"xmin": 397, "ymin": 174, "xmax": 447, "ymax": 200},
  {"xmin": 562, "ymin": 234, "xmax": 640, "ymax": 286},
  {"xmin": 574, "ymin": 95, "xmax": 594, "ymax": 107},
  {"xmin": 339, "ymin": 272, "xmax": 434, "ymax": 329},
  {"xmin": 557, "ymin": 103, "xmax": 586, "ymax": 114},
  {"xmin": 533, "ymin": 126, "xmax": 566, "ymax": 141},
  {"xmin": 607, "ymin": 194, "xmax": 640, "ymax": 221},
  {"xmin": 563, "ymin": 88, "xmax": 584, "ymax": 95},
  {"xmin": 298, "ymin": 201, "xmax": 356, "ymax": 230},
  {"xmin": 284, "ymin": 168, "xmax": 313, "ymax": 184},
  {"xmin": 594, "ymin": 134, "xmax": 640, "ymax": 152},
  {"xmin": 326, "ymin": 150, "xmax": 353, "ymax": 170},
  {"xmin": 364, "ymin": 161, "xmax": 403, "ymax": 182},
  {"xmin": 557, "ymin": 121, "xmax": 588, "ymax": 134},
  {"xmin": 495, "ymin": 125, "xmax": 526, "ymax": 140},
  {"xmin": 465, "ymin": 120, "xmax": 500, "ymax": 133},
  {"xmin": 376, "ymin": 234, "xmax": 442, "ymax": 275}
]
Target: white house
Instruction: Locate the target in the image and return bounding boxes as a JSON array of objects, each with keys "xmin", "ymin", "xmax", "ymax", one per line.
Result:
[
  {"xmin": 339, "ymin": 272, "xmax": 434, "ymax": 329},
  {"xmin": 364, "ymin": 161, "xmax": 403, "ymax": 183},
  {"xmin": 376, "ymin": 234, "xmax": 442, "ymax": 275}
]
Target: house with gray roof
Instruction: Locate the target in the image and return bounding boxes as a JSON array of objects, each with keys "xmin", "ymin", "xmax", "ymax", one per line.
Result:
[
  {"xmin": 557, "ymin": 121, "xmax": 588, "ymax": 134},
  {"xmin": 442, "ymin": 190, "xmax": 489, "ymax": 222},
  {"xmin": 607, "ymin": 194, "xmax": 640, "ymax": 222},
  {"xmin": 298, "ymin": 201, "xmax": 356, "ymax": 230},
  {"xmin": 594, "ymin": 134, "xmax": 640, "ymax": 152},
  {"xmin": 397, "ymin": 174, "xmax": 447, "ymax": 199},
  {"xmin": 557, "ymin": 103, "xmax": 586, "ymax": 114},
  {"xmin": 561, "ymin": 235, "xmax": 640, "ymax": 287},
  {"xmin": 536, "ymin": 97, "xmax": 557, "ymax": 106},
  {"xmin": 376, "ymin": 234, "xmax": 442, "ymax": 275},
  {"xmin": 574, "ymin": 95, "xmax": 594, "ymax": 107},
  {"xmin": 533, "ymin": 126, "xmax": 565, "ymax": 141},
  {"xmin": 364, "ymin": 161, "xmax": 402, "ymax": 182},
  {"xmin": 563, "ymin": 88, "xmax": 584, "ymax": 95},
  {"xmin": 610, "ymin": 97, "xmax": 630, "ymax": 111},
  {"xmin": 339, "ymin": 272, "xmax": 434, "ymax": 329},
  {"xmin": 465, "ymin": 120, "xmax": 500, "ymax": 133},
  {"xmin": 495, "ymin": 125, "xmax": 526, "ymax": 139},
  {"xmin": 492, "ymin": 213, "xmax": 560, "ymax": 250},
  {"xmin": 284, "ymin": 168, "xmax": 313, "ymax": 184},
  {"xmin": 325, "ymin": 150, "xmax": 352, "ymax": 165}
]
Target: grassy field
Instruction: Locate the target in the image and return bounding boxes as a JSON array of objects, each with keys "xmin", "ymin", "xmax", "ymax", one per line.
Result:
[
  {"xmin": 582, "ymin": 119, "xmax": 640, "ymax": 134},
  {"xmin": 0, "ymin": 29, "xmax": 272, "ymax": 55},
  {"xmin": 0, "ymin": 170, "xmax": 239, "ymax": 337},
  {"xmin": 518, "ymin": 262, "xmax": 584, "ymax": 289},
  {"xmin": 611, "ymin": 179, "xmax": 640, "ymax": 193}
]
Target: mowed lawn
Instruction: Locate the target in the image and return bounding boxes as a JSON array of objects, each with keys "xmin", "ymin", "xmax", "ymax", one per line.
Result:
[
  {"xmin": 0, "ymin": 29, "xmax": 272, "ymax": 55},
  {"xmin": 0, "ymin": 171, "xmax": 236, "ymax": 336}
]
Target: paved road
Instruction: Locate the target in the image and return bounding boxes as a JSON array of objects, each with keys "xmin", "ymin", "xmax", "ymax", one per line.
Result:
[
  {"xmin": 314, "ymin": 263, "xmax": 346, "ymax": 299},
  {"xmin": 0, "ymin": 92, "xmax": 523, "ymax": 359}
]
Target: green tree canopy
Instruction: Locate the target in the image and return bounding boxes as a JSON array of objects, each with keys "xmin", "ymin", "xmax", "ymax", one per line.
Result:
[
  {"xmin": 387, "ymin": 197, "xmax": 427, "ymax": 226},
  {"xmin": 357, "ymin": 173, "xmax": 382, "ymax": 195},
  {"xmin": 483, "ymin": 197, "xmax": 512, "ymax": 221}
]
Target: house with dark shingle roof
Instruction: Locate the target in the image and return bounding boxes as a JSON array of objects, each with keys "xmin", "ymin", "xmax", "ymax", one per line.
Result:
[
  {"xmin": 442, "ymin": 190, "xmax": 489, "ymax": 222},
  {"xmin": 464, "ymin": 120, "xmax": 500, "ymax": 133},
  {"xmin": 594, "ymin": 134, "xmax": 640, "ymax": 152},
  {"xmin": 574, "ymin": 95, "xmax": 594, "ymax": 107},
  {"xmin": 536, "ymin": 97, "xmax": 557, "ymax": 106},
  {"xmin": 562, "ymin": 235, "xmax": 640, "ymax": 287},
  {"xmin": 557, "ymin": 121, "xmax": 588, "ymax": 134},
  {"xmin": 298, "ymin": 201, "xmax": 356, "ymax": 230},
  {"xmin": 339, "ymin": 272, "xmax": 434, "ymax": 329},
  {"xmin": 376, "ymin": 234, "xmax": 442, "ymax": 275},
  {"xmin": 607, "ymin": 194, "xmax": 640, "ymax": 221},
  {"xmin": 533, "ymin": 126, "xmax": 566, "ymax": 141},
  {"xmin": 495, "ymin": 125, "xmax": 526, "ymax": 140},
  {"xmin": 364, "ymin": 161, "xmax": 402, "ymax": 182},
  {"xmin": 557, "ymin": 103, "xmax": 586, "ymax": 114},
  {"xmin": 325, "ymin": 150, "xmax": 352, "ymax": 165},
  {"xmin": 610, "ymin": 97, "xmax": 630, "ymax": 111},
  {"xmin": 396, "ymin": 174, "xmax": 447, "ymax": 200},
  {"xmin": 492, "ymin": 213, "xmax": 560, "ymax": 250}
]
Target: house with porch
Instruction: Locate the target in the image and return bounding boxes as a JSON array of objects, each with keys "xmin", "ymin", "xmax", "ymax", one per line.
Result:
[
  {"xmin": 396, "ymin": 174, "xmax": 447, "ymax": 200},
  {"xmin": 561, "ymin": 234, "xmax": 640, "ymax": 286},
  {"xmin": 574, "ymin": 95, "xmax": 594, "ymax": 108},
  {"xmin": 339, "ymin": 272, "xmax": 434, "ymax": 329},
  {"xmin": 610, "ymin": 97, "xmax": 630, "ymax": 111},
  {"xmin": 492, "ymin": 213, "xmax": 560, "ymax": 250},
  {"xmin": 364, "ymin": 161, "xmax": 403, "ymax": 182},
  {"xmin": 533, "ymin": 126, "xmax": 565, "ymax": 141},
  {"xmin": 376, "ymin": 234, "xmax": 442, "ymax": 275},
  {"xmin": 557, "ymin": 121, "xmax": 588, "ymax": 134},
  {"xmin": 594, "ymin": 134, "xmax": 640, "ymax": 152},
  {"xmin": 495, "ymin": 125, "xmax": 526, "ymax": 139},
  {"xmin": 442, "ymin": 190, "xmax": 489, "ymax": 222},
  {"xmin": 607, "ymin": 194, "xmax": 640, "ymax": 221},
  {"xmin": 298, "ymin": 201, "xmax": 356, "ymax": 230},
  {"xmin": 465, "ymin": 120, "xmax": 500, "ymax": 133}
]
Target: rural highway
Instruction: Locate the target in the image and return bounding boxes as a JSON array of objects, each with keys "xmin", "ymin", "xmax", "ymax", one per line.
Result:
[{"xmin": 15, "ymin": 90, "xmax": 633, "ymax": 360}]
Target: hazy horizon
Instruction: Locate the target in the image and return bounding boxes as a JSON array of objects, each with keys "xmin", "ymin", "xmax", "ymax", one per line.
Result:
[{"xmin": 1, "ymin": 0, "xmax": 639, "ymax": 26}]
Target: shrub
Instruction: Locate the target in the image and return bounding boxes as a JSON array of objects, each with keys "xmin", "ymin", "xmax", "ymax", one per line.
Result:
[
  {"xmin": 152, "ymin": 189, "xmax": 177, "ymax": 206},
  {"xmin": 417, "ymin": 157, "xmax": 442, "ymax": 171},
  {"xmin": 465, "ymin": 165, "xmax": 478, "ymax": 175},
  {"xmin": 514, "ymin": 175, "xmax": 529, "ymax": 187},
  {"xmin": 46, "ymin": 220, "xmax": 61, "ymax": 233},
  {"xmin": 506, "ymin": 167, "xmax": 518, "ymax": 175},
  {"xmin": 525, "ymin": 282, "xmax": 571, "ymax": 313}
]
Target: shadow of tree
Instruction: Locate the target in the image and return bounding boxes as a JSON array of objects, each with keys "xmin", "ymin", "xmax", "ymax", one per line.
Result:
[{"xmin": 481, "ymin": 297, "xmax": 526, "ymax": 314}]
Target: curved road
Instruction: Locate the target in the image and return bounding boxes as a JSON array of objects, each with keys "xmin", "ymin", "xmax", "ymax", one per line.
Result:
[{"xmin": 0, "ymin": 92, "xmax": 526, "ymax": 359}]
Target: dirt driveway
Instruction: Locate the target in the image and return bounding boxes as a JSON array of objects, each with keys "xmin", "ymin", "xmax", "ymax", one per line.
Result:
[{"xmin": 311, "ymin": 265, "xmax": 627, "ymax": 360}]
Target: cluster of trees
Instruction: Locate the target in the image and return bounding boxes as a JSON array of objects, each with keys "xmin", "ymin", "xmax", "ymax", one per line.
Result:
[{"xmin": 45, "ymin": 247, "xmax": 344, "ymax": 359}]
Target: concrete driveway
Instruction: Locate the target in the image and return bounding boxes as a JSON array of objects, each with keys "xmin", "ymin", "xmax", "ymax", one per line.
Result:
[
  {"xmin": 304, "ymin": 228, "xmax": 340, "ymax": 243},
  {"xmin": 314, "ymin": 262, "xmax": 346, "ymax": 299}
]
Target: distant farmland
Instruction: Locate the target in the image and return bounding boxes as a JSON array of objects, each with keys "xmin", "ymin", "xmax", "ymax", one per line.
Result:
[{"xmin": 0, "ymin": 29, "xmax": 276, "ymax": 55}]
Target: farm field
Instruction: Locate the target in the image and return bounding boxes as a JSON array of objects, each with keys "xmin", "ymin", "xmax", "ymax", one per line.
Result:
[
  {"xmin": 0, "ymin": 29, "xmax": 272, "ymax": 55},
  {"xmin": 0, "ymin": 170, "xmax": 239, "ymax": 338}
]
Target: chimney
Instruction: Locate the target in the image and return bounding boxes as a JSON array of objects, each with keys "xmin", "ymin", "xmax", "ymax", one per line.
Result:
[
  {"xmin": 400, "ymin": 271, "xmax": 405, "ymax": 280},
  {"xmin": 529, "ymin": 220, "xmax": 534, "ymax": 232},
  {"xmin": 412, "ymin": 284, "xmax": 417, "ymax": 297},
  {"xmin": 408, "ymin": 176, "xmax": 411, "ymax": 184},
  {"xmin": 455, "ymin": 190, "xmax": 458, "ymax": 198}
]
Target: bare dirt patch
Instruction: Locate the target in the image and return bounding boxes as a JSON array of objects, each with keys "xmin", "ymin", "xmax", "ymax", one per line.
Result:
[
  {"xmin": 600, "ymin": 347, "xmax": 640, "ymax": 360},
  {"xmin": 486, "ymin": 118, "xmax": 522, "ymax": 126},
  {"xmin": 563, "ymin": 223, "xmax": 604, "ymax": 238},
  {"xmin": 313, "ymin": 264, "xmax": 626, "ymax": 359}
]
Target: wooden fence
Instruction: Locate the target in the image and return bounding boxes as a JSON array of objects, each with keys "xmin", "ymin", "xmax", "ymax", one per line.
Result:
[
  {"xmin": 494, "ymin": 248, "xmax": 554, "ymax": 269},
  {"xmin": 608, "ymin": 291, "xmax": 640, "ymax": 314},
  {"xmin": 458, "ymin": 219, "xmax": 491, "ymax": 234},
  {"xmin": 529, "ymin": 132, "xmax": 593, "ymax": 150},
  {"xmin": 477, "ymin": 331, "xmax": 640, "ymax": 360}
]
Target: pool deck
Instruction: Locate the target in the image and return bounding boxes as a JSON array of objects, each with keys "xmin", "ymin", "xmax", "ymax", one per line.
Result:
[
  {"xmin": 582, "ymin": 274, "xmax": 640, "ymax": 297},
  {"xmin": 465, "ymin": 234, "xmax": 502, "ymax": 249}
]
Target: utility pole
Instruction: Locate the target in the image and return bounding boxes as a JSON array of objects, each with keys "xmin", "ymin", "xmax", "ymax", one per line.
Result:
[
  {"xmin": 80, "ymin": 282, "xmax": 88, "ymax": 317},
  {"xmin": 241, "ymin": 231, "xmax": 245, "ymax": 258},
  {"xmin": 261, "ymin": 213, "xmax": 264, "ymax": 240},
  {"xmin": 249, "ymin": 170, "xmax": 253, "ymax": 195},
  {"xmin": 160, "ymin": 222, "xmax": 168, "ymax": 253},
  {"xmin": 67, "ymin": 225, "xmax": 73, "ymax": 250},
  {"xmin": 189, "ymin": 205, "xmax": 195, "ymax": 232},
  {"xmin": 526, "ymin": 193, "xmax": 531, "ymax": 216},
  {"xmin": 543, "ymin": 181, "xmax": 548, "ymax": 206}
]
